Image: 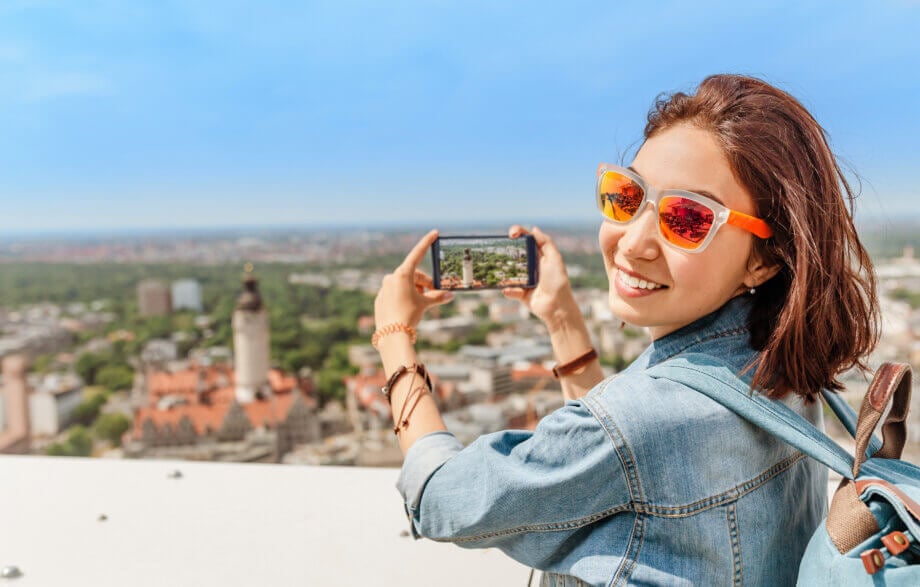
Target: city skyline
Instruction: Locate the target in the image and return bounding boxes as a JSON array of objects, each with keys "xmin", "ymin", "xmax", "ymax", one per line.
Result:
[{"xmin": 1, "ymin": 1, "xmax": 918, "ymax": 232}]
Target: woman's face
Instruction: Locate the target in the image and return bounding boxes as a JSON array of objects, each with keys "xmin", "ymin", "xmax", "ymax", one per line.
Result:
[{"xmin": 600, "ymin": 123, "xmax": 764, "ymax": 340}]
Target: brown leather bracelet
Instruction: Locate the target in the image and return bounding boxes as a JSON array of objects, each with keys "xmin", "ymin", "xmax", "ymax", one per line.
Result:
[
  {"xmin": 381, "ymin": 363, "xmax": 433, "ymax": 403},
  {"xmin": 551, "ymin": 348, "xmax": 598, "ymax": 379}
]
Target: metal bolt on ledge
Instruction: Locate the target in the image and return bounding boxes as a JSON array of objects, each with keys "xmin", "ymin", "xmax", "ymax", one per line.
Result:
[{"xmin": 0, "ymin": 565, "xmax": 23, "ymax": 580}]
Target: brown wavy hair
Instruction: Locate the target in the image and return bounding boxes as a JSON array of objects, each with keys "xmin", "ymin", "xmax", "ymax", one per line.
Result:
[{"xmin": 644, "ymin": 74, "xmax": 879, "ymax": 401}]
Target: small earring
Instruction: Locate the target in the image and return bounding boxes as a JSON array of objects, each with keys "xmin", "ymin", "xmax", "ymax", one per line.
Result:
[{"xmin": 748, "ymin": 286, "xmax": 756, "ymax": 295}]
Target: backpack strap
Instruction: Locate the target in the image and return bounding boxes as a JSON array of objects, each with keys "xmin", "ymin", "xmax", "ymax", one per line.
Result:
[
  {"xmin": 851, "ymin": 363, "xmax": 912, "ymax": 475},
  {"xmin": 821, "ymin": 388, "xmax": 884, "ymax": 457},
  {"xmin": 648, "ymin": 353, "xmax": 855, "ymax": 478}
]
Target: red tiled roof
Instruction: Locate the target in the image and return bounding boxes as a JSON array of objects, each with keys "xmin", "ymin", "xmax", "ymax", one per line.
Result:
[
  {"xmin": 134, "ymin": 364, "xmax": 310, "ymax": 439},
  {"xmin": 148, "ymin": 365, "xmax": 302, "ymax": 399},
  {"xmin": 345, "ymin": 370, "xmax": 390, "ymax": 414},
  {"xmin": 511, "ymin": 363, "xmax": 553, "ymax": 381}
]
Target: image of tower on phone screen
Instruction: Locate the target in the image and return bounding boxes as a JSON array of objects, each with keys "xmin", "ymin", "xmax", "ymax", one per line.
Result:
[{"xmin": 438, "ymin": 237, "xmax": 530, "ymax": 289}]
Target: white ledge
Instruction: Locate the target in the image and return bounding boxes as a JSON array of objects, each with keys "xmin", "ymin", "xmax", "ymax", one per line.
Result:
[{"xmin": 0, "ymin": 456, "xmax": 531, "ymax": 586}]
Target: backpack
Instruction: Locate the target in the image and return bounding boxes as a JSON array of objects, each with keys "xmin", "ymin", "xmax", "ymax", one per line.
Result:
[{"xmin": 650, "ymin": 354, "xmax": 920, "ymax": 585}]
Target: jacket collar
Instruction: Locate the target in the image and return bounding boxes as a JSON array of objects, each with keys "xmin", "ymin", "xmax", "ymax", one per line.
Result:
[{"xmin": 636, "ymin": 295, "xmax": 753, "ymax": 368}]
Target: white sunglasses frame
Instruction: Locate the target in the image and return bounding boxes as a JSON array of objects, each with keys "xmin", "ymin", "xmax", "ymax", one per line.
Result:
[{"xmin": 595, "ymin": 164, "xmax": 772, "ymax": 254}]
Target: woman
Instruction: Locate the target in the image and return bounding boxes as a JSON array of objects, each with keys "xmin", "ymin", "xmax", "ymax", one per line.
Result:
[{"xmin": 372, "ymin": 75, "xmax": 878, "ymax": 585}]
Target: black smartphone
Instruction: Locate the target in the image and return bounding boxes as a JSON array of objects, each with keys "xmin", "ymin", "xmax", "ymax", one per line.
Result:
[{"xmin": 431, "ymin": 235, "xmax": 538, "ymax": 290}]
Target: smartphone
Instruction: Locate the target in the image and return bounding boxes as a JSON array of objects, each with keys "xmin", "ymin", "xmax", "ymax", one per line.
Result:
[{"xmin": 431, "ymin": 235, "xmax": 538, "ymax": 291}]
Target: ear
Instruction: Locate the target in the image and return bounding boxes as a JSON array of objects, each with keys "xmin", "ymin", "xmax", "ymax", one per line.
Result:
[{"xmin": 745, "ymin": 254, "xmax": 780, "ymax": 288}]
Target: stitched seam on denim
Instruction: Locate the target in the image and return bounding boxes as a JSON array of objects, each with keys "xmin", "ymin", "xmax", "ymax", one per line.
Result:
[
  {"xmin": 620, "ymin": 514, "xmax": 645, "ymax": 587},
  {"xmin": 638, "ymin": 452, "xmax": 805, "ymax": 518},
  {"xmin": 585, "ymin": 390, "xmax": 646, "ymax": 505},
  {"xmin": 656, "ymin": 326, "xmax": 748, "ymax": 364},
  {"xmin": 727, "ymin": 503, "xmax": 742, "ymax": 586},
  {"xmin": 433, "ymin": 503, "xmax": 635, "ymax": 544},
  {"xmin": 610, "ymin": 513, "xmax": 643, "ymax": 587}
]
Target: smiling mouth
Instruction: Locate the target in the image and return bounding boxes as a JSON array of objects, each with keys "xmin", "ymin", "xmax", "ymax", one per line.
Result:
[{"xmin": 617, "ymin": 270, "xmax": 667, "ymax": 291}]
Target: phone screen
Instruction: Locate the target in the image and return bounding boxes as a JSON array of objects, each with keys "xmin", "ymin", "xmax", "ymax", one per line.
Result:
[{"xmin": 431, "ymin": 235, "xmax": 538, "ymax": 290}]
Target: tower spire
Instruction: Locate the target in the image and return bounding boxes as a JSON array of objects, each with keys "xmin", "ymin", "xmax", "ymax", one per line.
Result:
[{"xmin": 232, "ymin": 263, "xmax": 270, "ymax": 403}]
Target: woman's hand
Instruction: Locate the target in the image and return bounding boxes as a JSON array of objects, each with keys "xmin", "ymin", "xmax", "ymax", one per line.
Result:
[
  {"xmin": 503, "ymin": 225, "xmax": 578, "ymax": 333},
  {"xmin": 504, "ymin": 225, "xmax": 602, "ymax": 400},
  {"xmin": 374, "ymin": 229, "xmax": 454, "ymax": 330}
]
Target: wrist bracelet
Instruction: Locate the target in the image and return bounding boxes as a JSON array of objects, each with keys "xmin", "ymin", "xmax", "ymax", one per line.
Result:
[
  {"xmin": 371, "ymin": 322, "xmax": 417, "ymax": 349},
  {"xmin": 551, "ymin": 348, "xmax": 598, "ymax": 379},
  {"xmin": 381, "ymin": 363, "xmax": 433, "ymax": 403}
]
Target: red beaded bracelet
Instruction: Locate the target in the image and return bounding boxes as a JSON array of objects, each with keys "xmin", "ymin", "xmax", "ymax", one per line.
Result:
[{"xmin": 371, "ymin": 322, "xmax": 417, "ymax": 349}]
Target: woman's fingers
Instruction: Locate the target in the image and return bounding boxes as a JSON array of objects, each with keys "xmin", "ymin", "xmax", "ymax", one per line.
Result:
[
  {"xmin": 422, "ymin": 289, "xmax": 454, "ymax": 306},
  {"xmin": 414, "ymin": 269, "xmax": 434, "ymax": 287},
  {"xmin": 398, "ymin": 229, "xmax": 439, "ymax": 274},
  {"xmin": 502, "ymin": 287, "xmax": 530, "ymax": 301},
  {"xmin": 508, "ymin": 224, "xmax": 529, "ymax": 239},
  {"xmin": 531, "ymin": 226, "xmax": 560, "ymax": 259},
  {"xmin": 414, "ymin": 270, "xmax": 434, "ymax": 294},
  {"xmin": 507, "ymin": 224, "xmax": 557, "ymax": 258}
]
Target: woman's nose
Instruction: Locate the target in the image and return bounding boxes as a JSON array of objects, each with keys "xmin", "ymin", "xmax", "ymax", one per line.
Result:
[{"xmin": 618, "ymin": 204, "xmax": 661, "ymax": 260}]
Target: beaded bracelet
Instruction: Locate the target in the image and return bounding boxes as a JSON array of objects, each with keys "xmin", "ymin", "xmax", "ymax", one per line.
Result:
[{"xmin": 371, "ymin": 322, "xmax": 417, "ymax": 349}]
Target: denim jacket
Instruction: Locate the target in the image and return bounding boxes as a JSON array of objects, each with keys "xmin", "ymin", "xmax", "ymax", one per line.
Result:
[{"xmin": 397, "ymin": 297, "xmax": 827, "ymax": 586}]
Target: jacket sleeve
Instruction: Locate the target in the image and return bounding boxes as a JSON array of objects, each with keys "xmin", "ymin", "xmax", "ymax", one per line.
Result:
[{"xmin": 396, "ymin": 397, "xmax": 631, "ymax": 567}]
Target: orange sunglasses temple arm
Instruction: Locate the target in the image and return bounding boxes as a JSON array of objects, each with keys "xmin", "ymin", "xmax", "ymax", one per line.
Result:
[{"xmin": 727, "ymin": 210, "xmax": 773, "ymax": 239}]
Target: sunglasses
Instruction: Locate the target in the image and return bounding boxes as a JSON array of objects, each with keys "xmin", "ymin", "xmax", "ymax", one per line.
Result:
[{"xmin": 595, "ymin": 164, "xmax": 773, "ymax": 253}]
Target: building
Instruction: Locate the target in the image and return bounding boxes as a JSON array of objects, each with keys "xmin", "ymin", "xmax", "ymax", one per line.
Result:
[
  {"xmin": 28, "ymin": 372, "xmax": 84, "ymax": 437},
  {"xmin": 137, "ymin": 280, "xmax": 172, "ymax": 317},
  {"xmin": 128, "ymin": 266, "xmax": 320, "ymax": 462},
  {"xmin": 232, "ymin": 265, "xmax": 270, "ymax": 403},
  {"xmin": 171, "ymin": 279, "xmax": 203, "ymax": 312},
  {"xmin": 128, "ymin": 363, "xmax": 319, "ymax": 462},
  {"xmin": 0, "ymin": 355, "xmax": 30, "ymax": 454},
  {"xmin": 141, "ymin": 339, "xmax": 179, "ymax": 364},
  {"xmin": 488, "ymin": 298, "xmax": 529, "ymax": 324},
  {"xmin": 416, "ymin": 316, "xmax": 477, "ymax": 345},
  {"xmin": 348, "ymin": 344, "xmax": 381, "ymax": 368}
]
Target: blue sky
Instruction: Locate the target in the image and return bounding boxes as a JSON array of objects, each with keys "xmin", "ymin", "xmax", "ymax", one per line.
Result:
[{"xmin": 0, "ymin": 0, "xmax": 918, "ymax": 233}]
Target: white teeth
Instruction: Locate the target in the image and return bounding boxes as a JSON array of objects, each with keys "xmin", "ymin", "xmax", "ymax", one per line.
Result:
[{"xmin": 619, "ymin": 270, "xmax": 663, "ymax": 290}]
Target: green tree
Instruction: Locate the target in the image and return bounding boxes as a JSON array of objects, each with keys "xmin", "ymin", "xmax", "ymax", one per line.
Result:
[
  {"xmin": 46, "ymin": 426, "xmax": 93, "ymax": 457},
  {"xmin": 94, "ymin": 413, "xmax": 132, "ymax": 446},
  {"xmin": 32, "ymin": 354, "xmax": 54, "ymax": 373},
  {"xmin": 67, "ymin": 426, "xmax": 94, "ymax": 456},
  {"xmin": 316, "ymin": 369, "xmax": 347, "ymax": 405},
  {"xmin": 96, "ymin": 364, "xmax": 134, "ymax": 393},
  {"xmin": 75, "ymin": 353, "xmax": 107, "ymax": 386},
  {"xmin": 71, "ymin": 394, "xmax": 107, "ymax": 427}
]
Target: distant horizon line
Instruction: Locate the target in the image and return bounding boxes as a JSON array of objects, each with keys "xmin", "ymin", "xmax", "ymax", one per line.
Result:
[
  {"xmin": 0, "ymin": 217, "xmax": 602, "ymax": 240},
  {"xmin": 2, "ymin": 211, "xmax": 919, "ymax": 241}
]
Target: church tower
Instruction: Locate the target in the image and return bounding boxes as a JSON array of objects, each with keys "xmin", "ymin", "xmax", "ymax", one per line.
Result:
[
  {"xmin": 232, "ymin": 264, "xmax": 270, "ymax": 403},
  {"xmin": 462, "ymin": 248, "xmax": 473, "ymax": 288}
]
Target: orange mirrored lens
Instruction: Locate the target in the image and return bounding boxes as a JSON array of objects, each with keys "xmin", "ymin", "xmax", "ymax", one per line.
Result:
[
  {"xmin": 658, "ymin": 196, "xmax": 715, "ymax": 250},
  {"xmin": 598, "ymin": 171, "xmax": 644, "ymax": 222}
]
